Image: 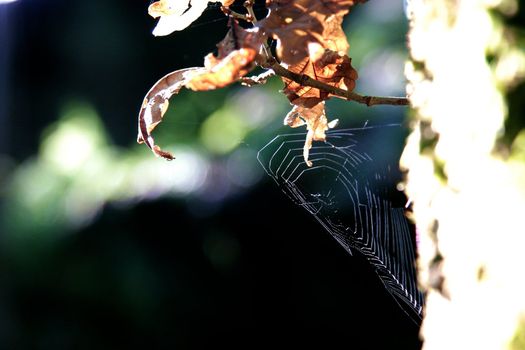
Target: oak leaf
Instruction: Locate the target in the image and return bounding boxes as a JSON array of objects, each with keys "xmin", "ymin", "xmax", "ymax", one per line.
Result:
[
  {"xmin": 258, "ymin": 1, "xmax": 360, "ymax": 106},
  {"xmin": 149, "ymin": 0, "xmax": 235, "ymax": 36},
  {"xmin": 185, "ymin": 48, "xmax": 257, "ymax": 90},
  {"xmin": 284, "ymin": 102, "xmax": 338, "ymax": 166},
  {"xmin": 283, "ymin": 47, "xmax": 358, "ymax": 108},
  {"xmin": 259, "ymin": 0, "xmax": 363, "ymax": 65},
  {"xmin": 184, "ymin": 25, "xmax": 264, "ymax": 90},
  {"xmin": 137, "ymin": 67, "xmax": 205, "ymax": 160},
  {"xmin": 138, "ymin": 25, "xmax": 263, "ymax": 159}
]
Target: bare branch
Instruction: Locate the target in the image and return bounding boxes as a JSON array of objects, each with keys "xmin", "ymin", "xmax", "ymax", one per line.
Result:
[{"xmin": 220, "ymin": 6, "xmax": 251, "ymax": 22}]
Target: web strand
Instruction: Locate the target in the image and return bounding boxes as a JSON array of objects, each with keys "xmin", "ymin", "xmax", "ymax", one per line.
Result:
[{"xmin": 257, "ymin": 124, "xmax": 424, "ymax": 323}]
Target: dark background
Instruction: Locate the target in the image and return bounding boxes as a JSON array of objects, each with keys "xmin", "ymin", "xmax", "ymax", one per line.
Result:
[{"xmin": 0, "ymin": 1, "xmax": 425, "ymax": 349}]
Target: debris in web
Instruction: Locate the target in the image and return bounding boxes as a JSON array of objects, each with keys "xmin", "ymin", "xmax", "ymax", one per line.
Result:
[{"xmin": 257, "ymin": 123, "xmax": 424, "ymax": 323}]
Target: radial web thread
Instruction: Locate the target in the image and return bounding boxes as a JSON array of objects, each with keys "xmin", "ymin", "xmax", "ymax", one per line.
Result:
[{"xmin": 257, "ymin": 124, "xmax": 424, "ymax": 323}]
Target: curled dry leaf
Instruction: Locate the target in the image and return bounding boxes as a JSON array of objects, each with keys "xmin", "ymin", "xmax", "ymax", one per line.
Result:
[
  {"xmin": 185, "ymin": 48, "xmax": 257, "ymax": 90},
  {"xmin": 138, "ymin": 24, "xmax": 262, "ymax": 159},
  {"xmin": 185, "ymin": 25, "xmax": 264, "ymax": 90},
  {"xmin": 284, "ymin": 102, "xmax": 338, "ymax": 166},
  {"xmin": 137, "ymin": 67, "xmax": 205, "ymax": 160},
  {"xmin": 149, "ymin": 0, "xmax": 235, "ymax": 36}
]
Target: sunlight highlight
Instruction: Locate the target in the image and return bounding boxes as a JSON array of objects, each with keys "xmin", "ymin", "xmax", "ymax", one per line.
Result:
[
  {"xmin": 41, "ymin": 110, "xmax": 103, "ymax": 175},
  {"xmin": 3, "ymin": 96, "xmax": 271, "ymax": 236},
  {"xmin": 404, "ymin": 1, "xmax": 525, "ymax": 349},
  {"xmin": 200, "ymin": 107, "xmax": 249, "ymax": 155}
]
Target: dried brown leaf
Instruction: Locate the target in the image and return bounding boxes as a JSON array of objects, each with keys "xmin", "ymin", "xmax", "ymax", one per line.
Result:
[
  {"xmin": 185, "ymin": 25, "xmax": 264, "ymax": 90},
  {"xmin": 284, "ymin": 102, "xmax": 338, "ymax": 166},
  {"xmin": 137, "ymin": 21, "xmax": 264, "ymax": 159},
  {"xmin": 259, "ymin": 0, "xmax": 360, "ymax": 107},
  {"xmin": 137, "ymin": 67, "xmax": 205, "ymax": 160},
  {"xmin": 149, "ymin": 0, "xmax": 233, "ymax": 36},
  {"xmin": 283, "ymin": 48, "xmax": 358, "ymax": 108},
  {"xmin": 185, "ymin": 48, "xmax": 257, "ymax": 90},
  {"xmin": 138, "ymin": 24, "xmax": 267, "ymax": 159},
  {"xmin": 259, "ymin": 0, "xmax": 364, "ymax": 65}
]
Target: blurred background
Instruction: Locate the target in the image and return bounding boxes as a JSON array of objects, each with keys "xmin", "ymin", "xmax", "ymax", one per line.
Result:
[{"xmin": 0, "ymin": 0, "xmax": 421, "ymax": 348}]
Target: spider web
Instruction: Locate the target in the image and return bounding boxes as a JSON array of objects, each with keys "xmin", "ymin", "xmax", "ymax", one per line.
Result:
[{"xmin": 257, "ymin": 123, "xmax": 423, "ymax": 323}]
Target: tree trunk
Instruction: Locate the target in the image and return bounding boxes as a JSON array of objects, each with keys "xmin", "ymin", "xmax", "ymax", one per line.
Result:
[{"xmin": 403, "ymin": 1, "xmax": 525, "ymax": 349}]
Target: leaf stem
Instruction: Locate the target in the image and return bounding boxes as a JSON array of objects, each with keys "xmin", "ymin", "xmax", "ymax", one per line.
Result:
[
  {"xmin": 244, "ymin": 0, "xmax": 257, "ymax": 22},
  {"xmin": 220, "ymin": 6, "xmax": 251, "ymax": 22}
]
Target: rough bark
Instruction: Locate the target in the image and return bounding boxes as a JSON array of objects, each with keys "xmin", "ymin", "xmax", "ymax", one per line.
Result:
[{"xmin": 403, "ymin": 1, "xmax": 525, "ymax": 349}]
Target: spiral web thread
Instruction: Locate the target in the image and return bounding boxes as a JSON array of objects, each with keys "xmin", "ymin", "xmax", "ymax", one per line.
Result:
[{"xmin": 257, "ymin": 124, "xmax": 423, "ymax": 323}]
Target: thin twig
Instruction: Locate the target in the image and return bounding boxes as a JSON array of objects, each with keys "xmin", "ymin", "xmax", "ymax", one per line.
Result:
[
  {"xmin": 220, "ymin": 6, "xmax": 251, "ymax": 22},
  {"xmin": 244, "ymin": 0, "xmax": 257, "ymax": 22},
  {"xmin": 269, "ymin": 61, "xmax": 409, "ymax": 106}
]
